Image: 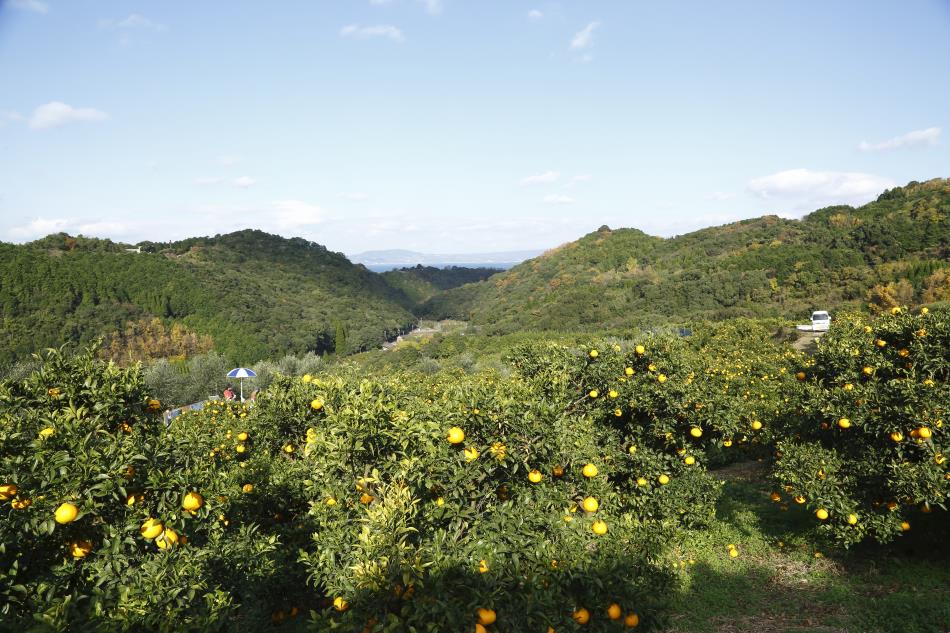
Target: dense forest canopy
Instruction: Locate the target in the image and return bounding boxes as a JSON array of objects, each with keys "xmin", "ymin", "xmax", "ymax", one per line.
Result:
[{"xmin": 423, "ymin": 179, "xmax": 949, "ymax": 332}]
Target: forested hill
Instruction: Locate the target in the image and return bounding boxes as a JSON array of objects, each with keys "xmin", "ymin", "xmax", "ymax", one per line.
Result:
[
  {"xmin": 423, "ymin": 178, "xmax": 950, "ymax": 332},
  {"xmin": 0, "ymin": 229, "xmax": 416, "ymax": 365}
]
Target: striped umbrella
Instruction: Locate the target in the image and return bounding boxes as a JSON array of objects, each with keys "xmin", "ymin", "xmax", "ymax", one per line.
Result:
[{"xmin": 226, "ymin": 368, "xmax": 257, "ymax": 401}]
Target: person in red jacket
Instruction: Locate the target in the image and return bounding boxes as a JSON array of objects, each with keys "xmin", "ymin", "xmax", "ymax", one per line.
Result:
[{"xmin": 223, "ymin": 385, "xmax": 235, "ymax": 401}]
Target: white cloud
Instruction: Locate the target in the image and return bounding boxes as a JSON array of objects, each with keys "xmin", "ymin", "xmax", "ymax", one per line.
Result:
[
  {"xmin": 232, "ymin": 176, "xmax": 256, "ymax": 188},
  {"xmin": 99, "ymin": 14, "xmax": 166, "ymax": 31},
  {"xmin": 528, "ymin": 9, "xmax": 543, "ymax": 21},
  {"xmin": 705, "ymin": 191, "xmax": 736, "ymax": 201},
  {"xmin": 339, "ymin": 192, "xmax": 370, "ymax": 201},
  {"xmin": 858, "ymin": 127, "xmax": 940, "ymax": 152},
  {"xmin": 570, "ymin": 21, "xmax": 600, "ymax": 50},
  {"xmin": 7, "ymin": 217, "xmax": 129, "ymax": 241},
  {"xmin": 520, "ymin": 170, "xmax": 560, "ymax": 185},
  {"xmin": 9, "ymin": 0, "xmax": 48, "ymax": 14},
  {"xmin": 28, "ymin": 102, "xmax": 109, "ymax": 129},
  {"xmin": 340, "ymin": 24, "xmax": 405, "ymax": 43},
  {"xmin": 543, "ymin": 194, "xmax": 575, "ymax": 205},
  {"xmin": 747, "ymin": 168, "xmax": 895, "ymax": 209},
  {"xmin": 272, "ymin": 200, "xmax": 325, "ymax": 229},
  {"xmin": 417, "ymin": 0, "xmax": 442, "ymax": 15}
]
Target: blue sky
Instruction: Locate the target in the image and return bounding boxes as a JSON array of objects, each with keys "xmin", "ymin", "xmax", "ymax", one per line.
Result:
[{"xmin": 1, "ymin": 0, "xmax": 948, "ymax": 255}]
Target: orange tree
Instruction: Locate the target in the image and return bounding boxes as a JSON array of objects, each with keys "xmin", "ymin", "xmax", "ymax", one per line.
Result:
[{"xmin": 771, "ymin": 307, "xmax": 949, "ymax": 546}]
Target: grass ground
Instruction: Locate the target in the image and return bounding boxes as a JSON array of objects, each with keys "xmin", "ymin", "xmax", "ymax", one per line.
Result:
[{"xmin": 664, "ymin": 461, "xmax": 950, "ymax": 633}]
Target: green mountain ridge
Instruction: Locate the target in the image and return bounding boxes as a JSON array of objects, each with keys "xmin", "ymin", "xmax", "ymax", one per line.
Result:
[{"xmin": 422, "ymin": 178, "xmax": 949, "ymax": 332}]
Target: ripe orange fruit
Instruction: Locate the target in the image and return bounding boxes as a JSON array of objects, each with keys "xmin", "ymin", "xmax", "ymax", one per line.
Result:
[
  {"xmin": 589, "ymin": 349, "xmax": 598, "ymax": 358},
  {"xmin": 607, "ymin": 603, "xmax": 622, "ymax": 620},
  {"xmin": 237, "ymin": 431, "xmax": 249, "ymax": 441},
  {"xmin": 901, "ymin": 521, "xmax": 911, "ymax": 531},
  {"xmin": 589, "ymin": 389, "xmax": 599, "ymax": 398},
  {"xmin": 636, "ymin": 477, "xmax": 647, "ymax": 486},
  {"xmin": 689, "ymin": 427, "xmax": 702, "ymax": 438},
  {"xmin": 625, "ymin": 367, "xmax": 634, "ymax": 376},
  {"xmin": 333, "ymin": 596, "xmax": 349, "ymax": 612},
  {"xmin": 582, "ymin": 497, "xmax": 599, "ymax": 513},
  {"xmin": 140, "ymin": 518, "xmax": 163, "ymax": 539},
  {"xmin": 70, "ymin": 539, "xmax": 93, "ymax": 558},
  {"xmin": 242, "ymin": 483, "xmax": 254, "ymax": 493},
  {"xmin": 794, "ymin": 495, "xmax": 805, "ymax": 504},
  {"xmin": 464, "ymin": 447, "xmax": 479, "ymax": 461},
  {"xmin": 815, "ymin": 508, "xmax": 829, "ymax": 520},
  {"xmin": 0, "ymin": 484, "xmax": 16, "ymax": 501},
  {"xmin": 684, "ymin": 456, "xmax": 696, "ymax": 465},
  {"xmin": 608, "ymin": 389, "xmax": 618, "ymax": 398},
  {"xmin": 890, "ymin": 431, "xmax": 903, "ymax": 442},
  {"xmin": 635, "ymin": 345, "xmax": 645, "ymax": 355},
  {"xmin": 770, "ymin": 492, "xmax": 781, "ymax": 502},
  {"xmin": 751, "ymin": 420, "xmax": 763, "ymax": 430},
  {"xmin": 310, "ymin": 398, "xmax": 324, "ymax": 410},
  {"xmin": 624, "ymin": 612, "xmax": 640, "ymax": 627},
  {"xmin": 658, "ymin": 474, "xmax": 670, "ymax": 485},
  {"xmin": 475, "ymin": 625, "xmax": 487, "ymax": 633},
  {"xmin": 447, "ymin": 427, "xmax": 465, "ymax": 444},
  {"xmin": 528, "ymin": 470, "xmax": 542, "ymax": 483},
  {"xmin": 573, "ymin": 607, "xmax": 590, "ymax": 624},
  {"xmin": 917, "ymin": 427, "xmax": 932, "ymax": 439},
  {"xmin": 838, "ymin": 418, "xmax": 851, "ymax": 429},
  {"xmin": 236, "ymin": 443, "xmax": 247, "ymax": 454},
  {"xmin": 657, "ymin": 374, "xmax": 667, "ymax": 384},
  {"xmin": 182, "ymin": 491, "xmax": 204, "ymax": 512},
  {"xmin": 847, "ymin": 513, "xmax": 858, "ymax": 525},
  {"xmin": 54, "ymin": 502, "xmax": 79, "ymax": 524},
  {"xmin": 156, "ymin": 529, "xmax": 179, "ymax": 549},
  {"xmin": 476, "ymin": 608, "xmax": 496, "ymax": 625},
  {"xmin": 582, "ymin": 463, "xmax": 598, "ymax": 478},
  {"xmin": 478, "ymin": 559, "xmax": 489, "ymax": 573},
  {"xmin": 592, "ymin": 520, "xmax": 608, "ymax": 535}
]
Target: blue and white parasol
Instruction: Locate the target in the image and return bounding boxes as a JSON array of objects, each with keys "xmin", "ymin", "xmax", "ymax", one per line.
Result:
[{"xmin": 226, "ymin": 368, "xmax": 257, "ymax": 401}]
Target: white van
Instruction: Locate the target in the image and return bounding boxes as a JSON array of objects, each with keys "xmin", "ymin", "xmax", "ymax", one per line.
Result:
[{"xmin": 810, "ymin": 311, "xmax": 831, "ymax": 331}]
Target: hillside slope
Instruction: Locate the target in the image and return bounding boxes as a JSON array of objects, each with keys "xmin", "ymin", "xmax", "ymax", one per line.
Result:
[
  {"xmin": 0, "ymin": 230, "xmax": 415, "ymax": 364},
  {"xmin": 424, "ymin": 179, "xmax": 950, "ymax": 332}
]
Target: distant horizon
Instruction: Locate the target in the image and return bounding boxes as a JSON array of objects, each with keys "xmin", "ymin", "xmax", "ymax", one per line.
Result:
[{"xmin": 2, "ymin": 1, "xmax": 948, "ymax": 253}]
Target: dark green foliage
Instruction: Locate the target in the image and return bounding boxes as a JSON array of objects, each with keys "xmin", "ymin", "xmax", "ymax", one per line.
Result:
[
  {"xmin": 380, "ymin": 265, "xmax": 501, "ymax": 306},
  {"xmin": 428, "ymin": 179, "xmax": 950, "ymax": 332},
  {"xmin": 0, "ymin": 230, "xmax": 416, "ymax": 364}
]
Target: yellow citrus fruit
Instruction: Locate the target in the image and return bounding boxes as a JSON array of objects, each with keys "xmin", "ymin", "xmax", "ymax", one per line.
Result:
[
  {"xmin": 582, "ymin": 497, "xmax": 599, "ymax": 513},
  {"xmin": 607, "ymin": 603, "xmax": 622, "ymax": 620},
  {"xmin": 770, "ymin": 492, "xmax": 781, "ymax": 502},
  {"xmin": 628, "ymin": 445, "xmax": 636, "ymax": 455},
  {"xmin": 589, "ymin": 389, "xmax": 599, "ymax": 398},
  {"xmin": 476, "ymin": 625, "xmax": 487, "ymax": 633},
  {"xmin": 658, "ymin": 474, "xmax": 670, "ymax": 485},
  {"xmin": 592, "ymin": 520, "xmax": 608, "ymax": 535},
  {"xmin": 0, "ymin": 484, "xmax": 16, "ymax": 501},
  {"xmin": 796, "ymin": 371, "xmax": 806, "ymax": 381},
  {"xmin": 528, "ymin": 470, "xmax": 542, "ymax": 483},
  {"xmin": 435, "ymin": 497, "xmax": 444, "ymax": 506},
  {"xmin": 236, "ymin": 443, "xmax": 246, "ymax": 454},
  {"xmin": 723, "ymin": 439, "xmax": 733, "ymax": 447},
  {"xmin": 447, "ymin": 427, "xmax": 465, "ymax": 444},
  {"xmin": 478, "ymin": 559, "xmax": 489, "ymax": 573},
  {"xmin": 156, "ymin": 529, "xmax": 179, "ymax": 549},
  {"xmin": 843, "ymin": 383, "xmax": 853, "ymax": 391},
  {"xmin": 684, "ymin": 456, "xmax": 696, "ymax": 465},
  {"xmin": 589, "ymin": 349, "xmax": 598, "ymax": 358},
  {"xmin": 333, "ymin": 596, "xmax": 349, "ymax": 612},
  {"xmin": 54, "ymin": 502, "xmax": 79, "ymax": 524},
  {"xmin": 302, "ymin": 374, "xmax": 312, "ymax": 383},
  {"xmin": 608, "ymin": 389, "xmax": 618, "ymax": 398},
  {"xmin": 140, "ymin": 518, "xmax": 164, "ymax": 540},
  {"xmin": 582, "ymin": 463, "xmax": 598, "ymax": 478},
  {"xmin": 624, "ymin": 613, "xmax": 640, "ymax": 628},
  {"xmin": 237, "ymin": 431, "xmax": 249, "ymax": 441},
  {"xmin": 636, "ymin": 477, "xmax": 647, "ymax": 486},
  {"xmin": 918, "ymin": 427, "xmax": 932, "ymax": 439},
  {"xmin": 816, "ymin": 508, "xmax": 829, "ymax": 520},
  {"xmin": 11, "ymin": 497, "xmax": 31, "ymax": 509},
  {"xmin": 283, "ymin": 443, "xmax": 295, "ymax": 453},
  {"xmin": 179, "ymin": 490, "xmax": 202, "ymax": 511},
  {"xmin": 635, "ymin": 345, "xmax": 645, "ymax": 355},
  {"xmin": 657, "ymin": 374, "xmax": 667, "ymax": 383},
  {"xmin": 573, "ymin": 607, "xmax": 591, "ymax": 624},
  {"xmin": 729, "ymin": 547, "xmax": 739, "ymax": 558},
  {"xmin": 625, "ymin": 367, "xmax": 634, "ymax": 376},
  {"xmin": 39, "ymin": 427, "xmax": 55, "ymax": 438},
  {"xmin": 935, "ymin": 453, "xmax": 945, "ymax": 465},
  {"xmin": 751, "ymin": 420, "xmax": 763, "ymax": 430},
  {"xmin": 476, "ymin": 608, "xmax": 496, "ymax": 625},
  {"xmin": 359, "ymin": 492, "xmax": 374, "ymax": 504},
  {"xmin": 901, "ymin": 521, "xmax": 911, "ymax": 531},
  {"xmin": 689, "ymin": 427, "xmax": 702, "ymax": 438},
  {"xmin": 464, "ymin": 447, "xmax": 479, "ymax": 461},
  {"xmin": 325, "ymin": 497, "xmax": 337, "ymax": 506},
  {"xmin": 70, "ymin": 539, "xmax": 93, "ymax": 558},
  {"xmin": 242, "ymin": 483, "xmax": 254, "ymax": 494},
  {"xmin": 553, "ymin": 465, "xmax": 565, "ymax": 477},
  {"xmin": 847, "ymin": 513, "xmax": 858, "ymax": 525},
  {"xmin": 862, "ymin": 366, "xmax": 873, "ymax": 375},
  {"xmin": 890, "ymin": 431, "xmax": 903, "ymax": 442},
  {"xmin": 310, "ymin": 398, "xmax": 324, "ymax": 410},
  {"xmin": 794, "ymin": 495, "xmax": 806, "ymax": 504},
  {"xmin": 838, "ymin": 418, "xmax": 851, "ymax": 429}
]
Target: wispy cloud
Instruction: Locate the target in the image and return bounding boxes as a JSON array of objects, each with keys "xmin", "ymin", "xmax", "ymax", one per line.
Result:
[
  {"xmin": 747, "ymin": 168, "xmax": 894, "ymax": 210},
  {"xmin": 99, "ymin": 14, "xmax": 166, "ymax": 31},
  {"xmin": 543, "ymin": 194, "xmax": 575, "ymax": 205},
  {"xmin": 520, "ymin": 170, "xmax": 560, "ymax": 186},
  {"xmin": 193, "ymin": 176, "xmax": 256, "ymax": 188},
  {"xmin": 9, "ymin": 0, "xmax": 48, "ymax": 14},
  {"xmin": 417, "ymin": 0, "xmax": 442, "ymax": 15},
  {"xmin": 340, "ymin": 24, "xmax": 405, "ymax": 43},
  {"xmin": 528, "ymin": 9, "xmax": 543, "ymax": 21},
  {"xmin": 570, "ymin": 21, "xmax": 600, "ymax": 50},
  {"xmin": 28, "ymin": 102, "xmax": 108, "ymax": 129},
  {"xmin": 858, "ymin": 127, "xmax": 940, "ymax": 152},
  {"xmin": 7, "ymin": 217, "xmax": 130, "ymax": 241}
]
